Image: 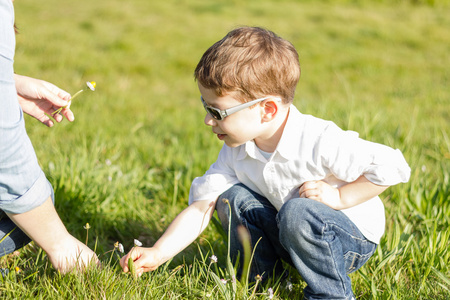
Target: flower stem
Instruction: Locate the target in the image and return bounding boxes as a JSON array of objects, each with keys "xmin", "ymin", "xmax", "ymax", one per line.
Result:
[
  {"xmin": 51, "ymin": 89, "xmax": 84, "ymax": 116},
  {"xmin": 70, "ymin": 89, "xmax": 84, "ymax": 100}
]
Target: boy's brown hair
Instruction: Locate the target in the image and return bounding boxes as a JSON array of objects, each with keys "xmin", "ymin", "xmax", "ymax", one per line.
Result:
[{"xmin": 194, "ymin": 26, "xmax": 300, "ymax": 104}]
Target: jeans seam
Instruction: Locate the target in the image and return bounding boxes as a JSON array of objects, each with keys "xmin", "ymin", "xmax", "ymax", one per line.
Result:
[
  {"xmin": 239, "ymin": 202, "xmax": 259, "ymax": 215},
  {"xmin": 346, "ymin": 252, "xmax": 358, "ymax": 273},
  {"xmin": 239, "ymin": 201, "xmax": 275, "ymax": 215},
  {"xmin": 323, "ymin": 223, "xmax": 353, "ymax": 298},
  {"xmin": 323, "ymin": 218, "xmax": 367, "ymax": 242}
]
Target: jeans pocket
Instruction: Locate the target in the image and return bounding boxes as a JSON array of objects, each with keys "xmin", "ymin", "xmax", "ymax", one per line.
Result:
[{"xmin": 343, "ymin": 243, "xmax": 376, "ymax": 274}]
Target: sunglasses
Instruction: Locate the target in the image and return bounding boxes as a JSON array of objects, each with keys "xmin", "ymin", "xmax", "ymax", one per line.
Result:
[{"xmin": 201, "ymin": 96, "xmax": 281, "ymax": 121}]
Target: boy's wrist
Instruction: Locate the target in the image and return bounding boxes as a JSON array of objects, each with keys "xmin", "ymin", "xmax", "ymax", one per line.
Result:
[
  {"xmin": 334, "ymin": 188, "xmax": 345, "ymax": 210},
  {"xmin": 337, "ymin": 175, "xmax": 389, "ymax": 210},
  {"xmin": 151, "ymin": 243, "xmax": 169, "ymax": 265}
]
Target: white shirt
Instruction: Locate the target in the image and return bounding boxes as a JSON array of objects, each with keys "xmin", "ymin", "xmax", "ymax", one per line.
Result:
[{"xmin": 189, "ymin": 105, "xmax": 411, "ymax": 243}]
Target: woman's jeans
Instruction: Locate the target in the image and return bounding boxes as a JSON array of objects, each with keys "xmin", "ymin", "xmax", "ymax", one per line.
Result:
[
  {"xmin": 0, "ymin": 211, "xmax": 31, "ymax": 256},
  {"xmin": 216, "ymin": 184, "xmax": 377, "ymax": 300}
]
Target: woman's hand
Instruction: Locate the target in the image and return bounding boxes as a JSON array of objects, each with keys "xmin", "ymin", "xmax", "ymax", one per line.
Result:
[
  {"xmin": 47, "ymin": 234, "xmax": 100, "ymax": 274},
  {"xmin": 14, "ymin": 74, "xmax": 74, "ymax": 127}
]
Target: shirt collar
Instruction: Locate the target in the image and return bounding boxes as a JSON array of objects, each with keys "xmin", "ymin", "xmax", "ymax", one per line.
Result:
[
  {"xmin": 275, "ymin": 105, "xmax": 303, "ymax": 160},
  {"xmin": 237, "ymin": 141, "xmax": 264, "ymax": 161}
]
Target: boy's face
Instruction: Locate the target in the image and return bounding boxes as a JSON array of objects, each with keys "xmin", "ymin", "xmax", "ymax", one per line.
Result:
[{"xmin": 198, "ymin": 83, "xmax": 267, "ymax": 148}]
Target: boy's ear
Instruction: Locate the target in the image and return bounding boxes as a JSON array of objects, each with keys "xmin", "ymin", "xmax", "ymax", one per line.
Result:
[{"xmin": 261, "ymin": 99, "xmax": 278, "ymax": 122}]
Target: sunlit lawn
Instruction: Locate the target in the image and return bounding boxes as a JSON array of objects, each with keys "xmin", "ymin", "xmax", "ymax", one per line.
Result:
[{"xmin": 1, "ymin": 0, "xmax": 449, "ymax": 298}]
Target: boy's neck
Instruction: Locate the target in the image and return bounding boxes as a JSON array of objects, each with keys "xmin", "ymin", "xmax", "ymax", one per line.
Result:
[{"xmin": 254, "ymin": 107, "xmax": 290, "ymax": 153}]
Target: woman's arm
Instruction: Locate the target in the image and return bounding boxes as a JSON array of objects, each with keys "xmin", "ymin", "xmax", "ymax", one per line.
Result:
[{"xmin": 7, "ymin": 197, "xmax": 99, "ymax": 273}]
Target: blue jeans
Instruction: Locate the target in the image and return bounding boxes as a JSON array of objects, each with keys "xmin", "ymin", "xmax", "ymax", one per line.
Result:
[
  {"xmin": 216, "ymin": 184, "xmax": 377, "ymax": 300},
  {"xmin": 0, "ymin": 211, "xmax": 31, "ymax": 256}
]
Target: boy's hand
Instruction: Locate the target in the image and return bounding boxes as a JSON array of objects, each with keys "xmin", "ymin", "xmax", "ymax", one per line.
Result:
[
  {"xmin": 299, "ymin": 180, "xmax": 342, "ymax": 210},
  {"xmin": 120, "ymin": 247, "xmax": 163, "ymax": 277}
]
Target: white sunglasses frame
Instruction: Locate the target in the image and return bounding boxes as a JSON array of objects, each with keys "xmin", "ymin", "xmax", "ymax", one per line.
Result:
[{"xmin": 201, "ymin": 96, "xmax": 281, "ymax": 120}]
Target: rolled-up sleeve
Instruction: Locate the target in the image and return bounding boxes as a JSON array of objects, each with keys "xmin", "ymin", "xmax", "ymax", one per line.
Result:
[
  {"xmin": 319, "ymin": 124, "xmax": 411, "ymax": 186},
  {"xmin": 361, "ymin": 144, "xmax": 410, "ymax": 185},
  {"xmin": 0, "ymin": 1, "xmax": 52, "ymax": 214}
]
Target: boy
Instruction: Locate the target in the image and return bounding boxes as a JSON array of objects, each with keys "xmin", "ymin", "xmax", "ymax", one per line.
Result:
[{"xmin": 121, "ymin": 27, "xmax": 410, "ymax": 299}]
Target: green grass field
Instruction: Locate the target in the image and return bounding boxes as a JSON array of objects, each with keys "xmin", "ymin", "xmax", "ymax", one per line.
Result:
[{"xmin": 1, "ymin": 0, "xmax": 449, "ymax": 298}]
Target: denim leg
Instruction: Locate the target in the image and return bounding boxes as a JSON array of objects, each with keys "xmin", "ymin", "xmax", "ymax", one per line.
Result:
[
  {"xmin": 216, "ymin": 184, "xmax": 292, "ymax": 282},
  {"xmin": 0, "ymin": 211, "xmax": 31, "ymax": 257},
  {"xmin": 278, "ymin": 198, "xmax": 377, "ymax": 300}
]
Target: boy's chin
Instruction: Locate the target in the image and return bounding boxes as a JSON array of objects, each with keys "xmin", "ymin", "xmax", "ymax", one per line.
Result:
[{"xmin": 224, "ymin": 140, "xmax": 246, "ymax": 148}]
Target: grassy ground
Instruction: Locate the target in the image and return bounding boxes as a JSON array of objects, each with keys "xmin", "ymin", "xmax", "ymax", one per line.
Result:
[{"xmin": 1, "ymin": 0, "xmax": 449, "ymax": 298}]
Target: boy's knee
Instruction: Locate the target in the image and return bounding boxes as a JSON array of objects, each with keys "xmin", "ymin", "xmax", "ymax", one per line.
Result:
[
  {"xmin": 217, "ymin": 183, "xmax": 254, "ymax": 209},
  {"xmin": 280, "ymin": 197, "xmax": 324, "ymax": 219},
  {"xmin": 278, "ymin": 198, "xmax": 323, "ymax": 236},
  {"xmin": 219, "ymin": 183, "xmax": 248, "ymax": 201},
  {"xmin": 216, "ymin": 184, "xmax": 247, "ymax": 225},
  {"xmin": 215, "ymin": 196, "xmax": 229, "ymax": 225},
  {"xmin": 279, "ymin": 198, "xmax": 306, "ymax": 220}
]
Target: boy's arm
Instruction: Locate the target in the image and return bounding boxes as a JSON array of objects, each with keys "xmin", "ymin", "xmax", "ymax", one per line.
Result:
[
  {"xmin": 299, "ymin": 175, "xmax": 388, "ymax": 210},
  {"xmin": 120, "ymin": 199, "xmax": 216, "ymax": 276}
]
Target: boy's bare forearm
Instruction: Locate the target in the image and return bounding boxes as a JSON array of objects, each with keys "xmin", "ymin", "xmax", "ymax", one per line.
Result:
[
  {"xmin": 152, "ymin": 200, "xmax": 216, "ymax": 264},
  {"xmin": 338, "ymin": 175, "xmax": 389, "ymax": 209},
  {"xmin": 300, "ymin": 175, "xmax": 389, "ymax": 210}
]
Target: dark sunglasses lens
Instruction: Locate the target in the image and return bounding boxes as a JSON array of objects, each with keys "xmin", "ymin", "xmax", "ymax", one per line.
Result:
[{"xmin": 207, "ymin": 107, "xmax": 222, "ymax": 120}]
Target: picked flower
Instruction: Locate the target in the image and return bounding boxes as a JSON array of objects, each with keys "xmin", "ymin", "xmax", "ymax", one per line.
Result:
[
  {"xmin": 210, "ymin": 255, "xmax": 218, "ymax": 263},
  {"xmin": 114, "ymin": 242, "xmax": 124, "ymax": 254},
  {"xmin": 83, "ymin": 223, "xmax": 91, "ymax": 230},
  {"xmin": 86, "ymin": 81, "xmax": 96, "ymax": 91},
  {"xmin": 52, "ymin": 81, "xmax": 96, "ymax": 115},
  {"xmin": 134, "ymin": 239, "xmax": 143, "ymax": 247}
]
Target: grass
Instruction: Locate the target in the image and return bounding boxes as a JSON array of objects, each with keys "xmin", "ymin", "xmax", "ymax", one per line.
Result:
[{"xmin": 1, "ymin": 0, "xmax": 448, "ymax": 298}]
